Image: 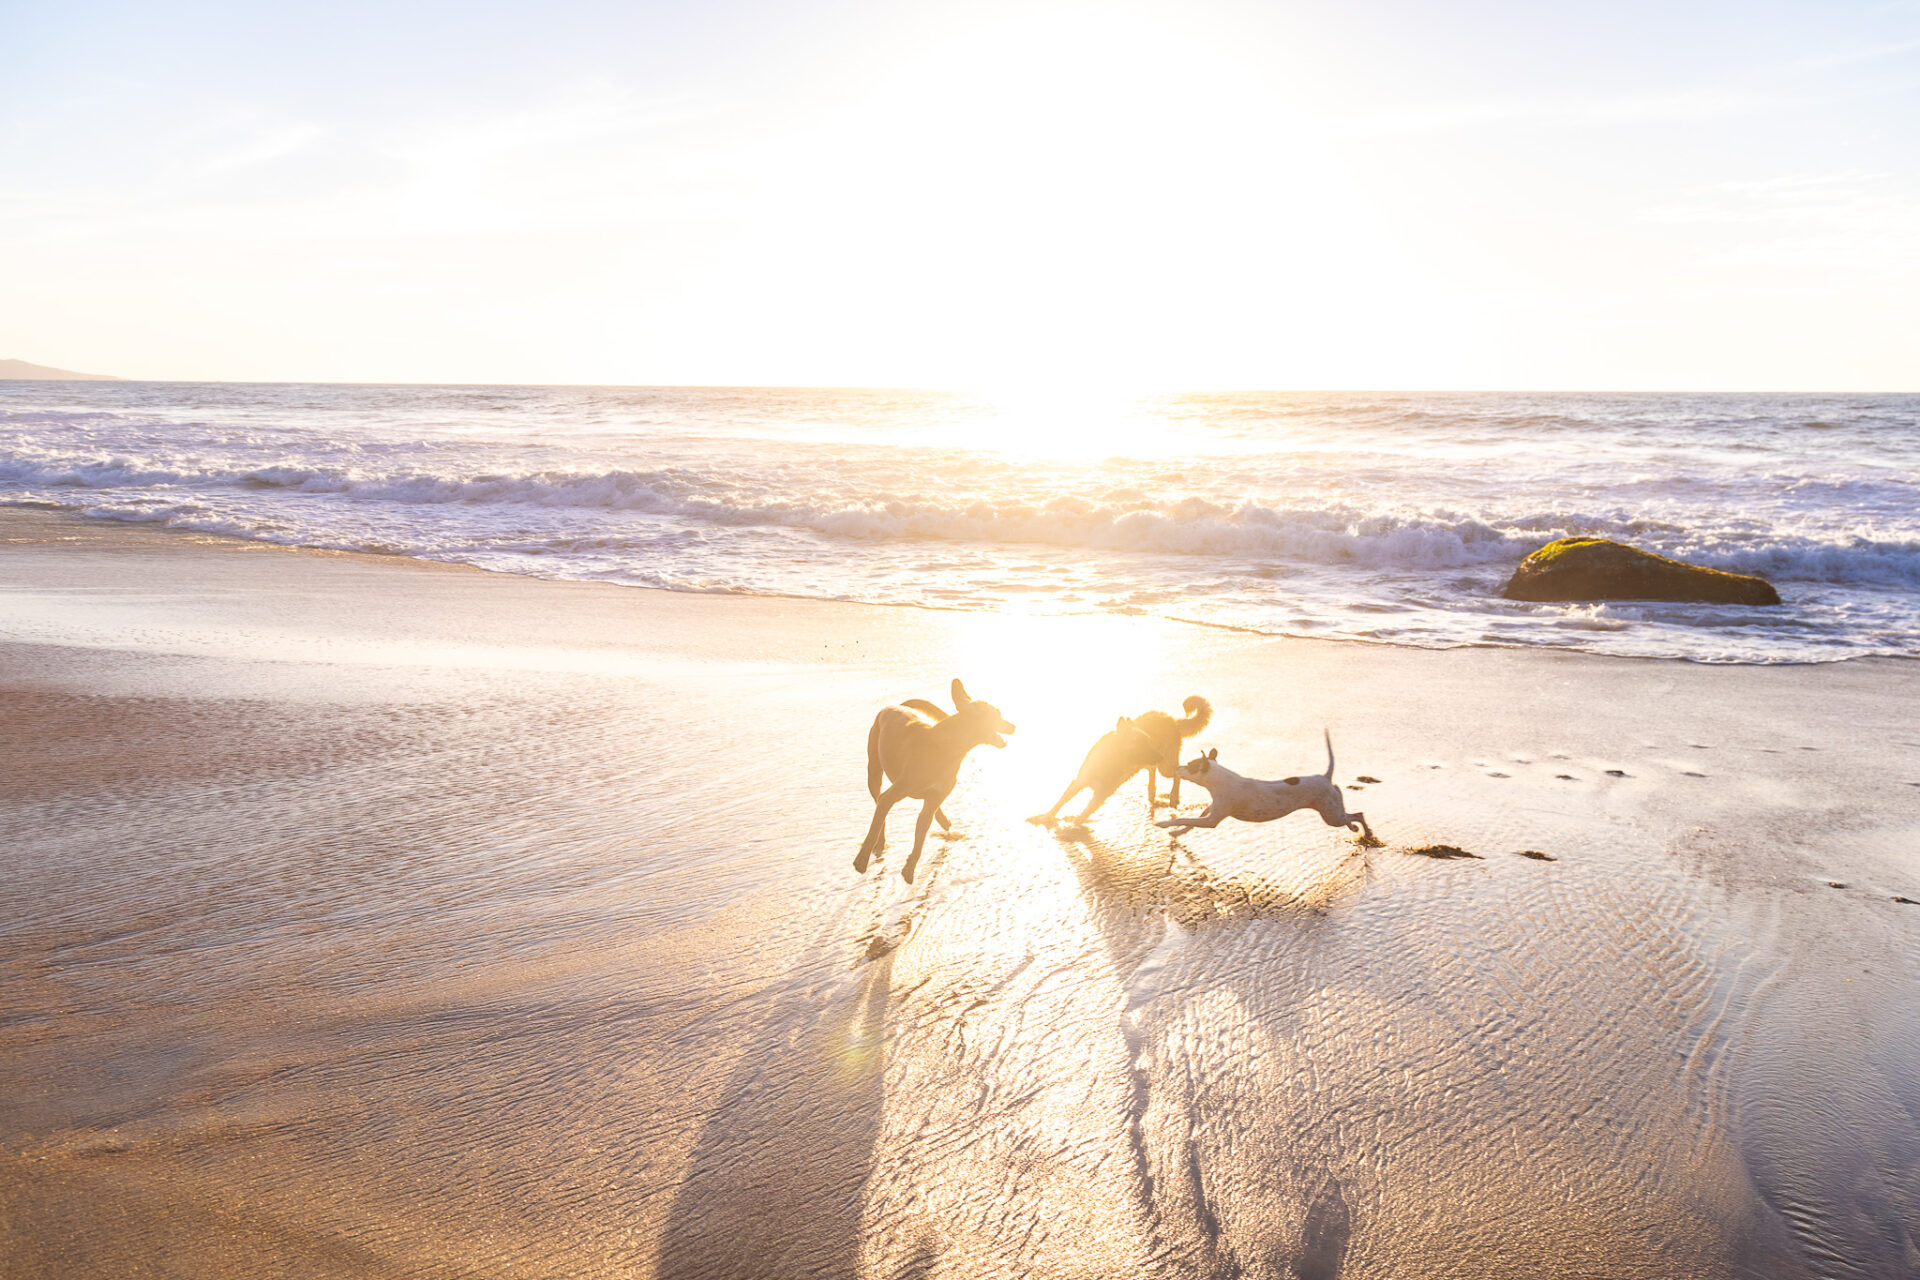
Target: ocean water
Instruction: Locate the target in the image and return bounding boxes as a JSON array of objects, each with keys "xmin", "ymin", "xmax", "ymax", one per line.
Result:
[{"xmin": 3, "ymin": 381, "xmax": 1917, "ymax": 663}]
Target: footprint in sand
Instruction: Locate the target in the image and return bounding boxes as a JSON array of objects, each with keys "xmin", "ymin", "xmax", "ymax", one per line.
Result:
[
  {"xmin": 1605, "ymin": 769, "xmax": 1630, "ymax": 777},
  {"xmin": 1406, "ymin": 844, "xmax": 1482, "ymax": 860},
  {"xmin": 1828, "ymin": 881, "xmax": 1848, "ymax": 889},
  {"xmin": 1356, "ymin": 775, "xmax": 1381, "ymax": 784},
  {"xmin": 1683, "ymin": 771, "xmax": 1707, "ymax": 778},
  {"xmin": 1555, "ymin": 774, "xmax": 1576, "ymax": 781},
  {"xmin": 1894, "ymin": 896, "xmax": 1916, "ymax": 905},
  {"xmin": 1517, "ymin": 850, "xmax": 1556, "ymax": 861}
]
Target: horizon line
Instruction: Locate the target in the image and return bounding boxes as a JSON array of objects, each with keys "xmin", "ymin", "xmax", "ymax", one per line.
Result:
[{"xmin": 7, "ymin": 375, "xmax": 1919, "ymax": 396}]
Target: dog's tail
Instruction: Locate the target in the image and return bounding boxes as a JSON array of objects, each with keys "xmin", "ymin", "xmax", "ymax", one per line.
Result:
[
  {"xmin": 900, "ymin": 698, "xmax": 949, "ymax": 722},
  {"xmin": 1177, "ymin": 695, "xmax": 1212, "ymax": 738},
  {"xmin": 1322, "ymin": 728, "xmax": 1335, "ymax": 778}
]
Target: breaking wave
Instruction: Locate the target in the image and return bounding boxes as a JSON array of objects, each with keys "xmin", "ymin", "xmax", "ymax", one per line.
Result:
[
  {"xmin": 5, "ymin": 384, "xmax": 1920, "ymax": 662},
  {"xmin": 7, "ymin": 451, "xmax": 1920, "ymax": 587}
]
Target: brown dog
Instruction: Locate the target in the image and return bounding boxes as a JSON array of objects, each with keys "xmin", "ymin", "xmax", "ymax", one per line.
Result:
[
  {"xmin": 1132, "ymin": 695, "xmax": 1212, "ymax": 807},
  {"xmin": 1028, "ymin": 716, "xmax": 1160, "ymax": 825},
  {"xmin": 858, "ymin": 678, "xmax": 1015, "ymax": 883},
  {"xmin": 1029, "ymin": 695, "xmax": 1212, "ymax": 824}
]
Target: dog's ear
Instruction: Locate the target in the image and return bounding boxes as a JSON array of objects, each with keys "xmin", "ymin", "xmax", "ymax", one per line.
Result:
[
  {"xmin": 951, "ymin": 678, "xmax": 971, "ymax": 708},
  {"xmin": 1115, "ymin": 716, "xmax": 1130, "ymax": 732},
  {"xmin": 1208, "ymin": 748, "xmax": 1218, "ymax": 760}
]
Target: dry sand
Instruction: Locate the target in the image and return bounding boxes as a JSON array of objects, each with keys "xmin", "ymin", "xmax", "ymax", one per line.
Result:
[{"xmin": 2, "ymin": 507, "xmax": 1918, "ymax": 1279}]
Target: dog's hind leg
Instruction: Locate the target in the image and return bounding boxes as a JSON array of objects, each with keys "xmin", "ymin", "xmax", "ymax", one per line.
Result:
[
  {"xmin": 1316, "ymin": 794, "xmax": 1377, "ymax": 845},
  {"xmin": 1314, "ymin": 797, "xmax": 1375, "ymax": 844},
  {"xmin": 1029, "ymin": 779, "xmax": 1083, "ymax": 825},
  {"xmin": 1146, "ymin": 767, "xmax": 1159, "ymax": 809},
  {"xmin": 1074, "ymin": 779, "xmax": 1123, "ymax": 823},
  {"xmin": 866, "ymin": 718, "xmax": 884, "ymax": 801},
  {"xmin": 856, "ymin": 785, "xmax": 908, "ymax": 873},
  {"xmin": 934, "ymin": 807, "xmax": 951, "ymax": 831}
]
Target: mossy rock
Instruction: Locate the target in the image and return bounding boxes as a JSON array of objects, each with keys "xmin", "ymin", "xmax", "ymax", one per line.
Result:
[{"xmin": 1502, "ymin": 537, "xmax": 1780, "ymax": 605}]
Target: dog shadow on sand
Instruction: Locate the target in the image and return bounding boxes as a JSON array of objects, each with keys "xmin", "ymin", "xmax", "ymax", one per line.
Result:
[
  {"xmin": 1046, "ymin": 826, "xmax": 1368, "ymax": 1280},
  {"xmin": 1051, "ymin": 823, "xmax": 1373, "ymax": 931},
  {"xmin": 849, "ymin": 827, "xmax": 971, "ymax": 961}
]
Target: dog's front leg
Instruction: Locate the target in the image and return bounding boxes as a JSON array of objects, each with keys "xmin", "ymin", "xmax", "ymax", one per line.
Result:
[
  {"xmin": 856, "ymin": 785, "xmax": 908, "ymax": 873},
  {"xmin": 1146, "ymin": 767, "xmax": 1159, "ymax": 809},
  {"xmin": 1157, "ymin": 807, "xmax": 1225, "ymax": 831},
  {"xmin": 901, "ymin": 792, "xmax": 947, "ymax": 884}
]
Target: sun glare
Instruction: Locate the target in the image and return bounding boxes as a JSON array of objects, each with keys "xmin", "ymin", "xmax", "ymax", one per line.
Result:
[
  {"xmin": 932, "ymin": 611, "xmax": 1183, "ymax": 818},
  {"xmin": 731, "ymin": 3, "xmax": 1439, "ymax": 391},
  {"xmin": 961, "ymin": 383, "xmax": 1168, "ymax": 459}
]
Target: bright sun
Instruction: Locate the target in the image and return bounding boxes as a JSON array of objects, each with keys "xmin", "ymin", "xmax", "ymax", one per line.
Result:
[
  {"xmin": 743, "ymin": 3, "xmax": 1430, "ymax": 392},
  {"xmin": 962, "ymin": 383, "xmax": 1168, "ymax": 460}
]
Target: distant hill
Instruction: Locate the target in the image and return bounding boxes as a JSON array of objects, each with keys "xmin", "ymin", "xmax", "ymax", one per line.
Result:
[{"xmin": 0, "ymin": 358, "xmax": 122, "ymax": 381}]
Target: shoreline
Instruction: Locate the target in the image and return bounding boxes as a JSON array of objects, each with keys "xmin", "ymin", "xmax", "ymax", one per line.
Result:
[{"xmin": 4, "ymin": 503, "xmax": 1919, "ymax": 1278}]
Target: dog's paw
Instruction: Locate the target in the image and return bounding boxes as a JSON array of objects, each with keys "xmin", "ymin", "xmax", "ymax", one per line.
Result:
[{"xmin": 1026, "ymin": 813, "xmax": 1056, "ymax": 826}]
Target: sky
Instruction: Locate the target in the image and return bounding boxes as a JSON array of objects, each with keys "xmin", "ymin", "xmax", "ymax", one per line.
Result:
[{"xmin": 2, "ymin": 0, "xmax": 1918, "ymax": 389}]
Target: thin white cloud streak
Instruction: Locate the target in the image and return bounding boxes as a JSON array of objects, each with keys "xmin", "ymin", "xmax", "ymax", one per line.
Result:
[
  {"xmin": 1332, "ymin": 86, "xmax": 1762, "ymax": 137},
  {"xmin": 1645, "ymin": 172, "xmax": 1920, "ymax": 270},
  {"xmin": 1793, "ymin": 33, "xmax": 1920, "ymax": 71},
  {"xmin": 2, "ymin": 83, "xmax": 758, "ymax": 241},
  {"xmin": 188, "ymin": 120, "xmax": 329, "ymax": 180}
]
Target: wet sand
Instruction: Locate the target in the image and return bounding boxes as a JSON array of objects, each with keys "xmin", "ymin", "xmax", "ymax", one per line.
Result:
[{"xmin": 3, "ymin": 507, "xmax": 1918, "ymax": 1279}]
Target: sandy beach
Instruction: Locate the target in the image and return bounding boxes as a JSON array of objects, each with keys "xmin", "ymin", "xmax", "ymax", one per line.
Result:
[{"xmin": 3, "ymin": 506, "xmax": 1918, "ymax": 1279}]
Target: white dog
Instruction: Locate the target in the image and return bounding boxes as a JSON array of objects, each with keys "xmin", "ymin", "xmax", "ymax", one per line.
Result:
[{"xmin": 1156, "ymin": 731, "xmax": 1375, "ymax": 843}]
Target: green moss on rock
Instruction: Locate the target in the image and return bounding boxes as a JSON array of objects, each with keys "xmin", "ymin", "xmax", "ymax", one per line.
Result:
[
  {"xmin": 1503, "ymin": 538, "xmax": 1781, "ymax": 605},
  {"xmin": 1524, "ymin": 536, "xmax": 1604, "ymax": 566}
]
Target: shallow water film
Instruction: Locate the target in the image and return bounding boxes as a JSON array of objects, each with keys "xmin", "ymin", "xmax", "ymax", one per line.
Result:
[{"xmin": 4, "ymin": 551, "xmax": 1918, "ymax": 1278}]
